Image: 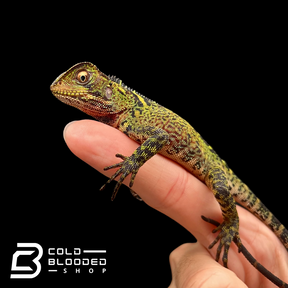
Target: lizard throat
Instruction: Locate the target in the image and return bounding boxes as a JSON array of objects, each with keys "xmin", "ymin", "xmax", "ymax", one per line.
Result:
[{"xmin": 51, "ymin": 89, "xmax": 115, "ymax": 116}]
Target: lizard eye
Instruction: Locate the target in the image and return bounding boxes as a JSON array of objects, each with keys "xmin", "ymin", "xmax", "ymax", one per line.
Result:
[{"xmin": 77, "ymin": 70, "xmax": 89, "ymax": 83}]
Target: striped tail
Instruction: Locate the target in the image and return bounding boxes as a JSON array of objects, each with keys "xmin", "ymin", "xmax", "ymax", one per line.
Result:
[{"xmin": 234, "ymin": 185, "xmax": 288, "ymax": 250}]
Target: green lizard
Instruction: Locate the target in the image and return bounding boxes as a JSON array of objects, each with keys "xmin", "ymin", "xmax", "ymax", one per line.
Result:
[{"xmin": 50, "ymin": 62, "xmax": 288, "ymax": 287}]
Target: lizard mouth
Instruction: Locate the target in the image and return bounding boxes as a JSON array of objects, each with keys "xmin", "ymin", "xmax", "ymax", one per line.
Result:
[
  {"xmin": 51, "ymin": 88, "xmax": 86, "ymax": 98},
  {"xmin": 51, "ymin": 89, "xmax": 115, "ymax": 115}
]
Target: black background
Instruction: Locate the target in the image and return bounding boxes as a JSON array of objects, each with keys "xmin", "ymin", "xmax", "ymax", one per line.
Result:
[{"xmin": 5, "ymin": 5, "xmax": 287, "ymax": 287}]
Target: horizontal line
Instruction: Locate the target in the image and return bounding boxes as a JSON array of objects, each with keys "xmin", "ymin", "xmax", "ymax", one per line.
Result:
[
  {"xmin": 48, "ymin": 270, "xmax": 58, "ymax": 272},
  {"xmin": 83, "ymin": 250, "xmax": 106, "ymax": 253}
]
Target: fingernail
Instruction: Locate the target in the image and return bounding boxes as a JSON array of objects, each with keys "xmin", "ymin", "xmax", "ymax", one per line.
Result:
[{"xmin": 63, "ymin": 121, "xmax": 77, "ymax": 142}]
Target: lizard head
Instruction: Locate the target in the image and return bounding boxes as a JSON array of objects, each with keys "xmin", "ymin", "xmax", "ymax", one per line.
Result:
[{"xmin": 50, "ymin": 62, "xmax": 126, "ymax": 121}]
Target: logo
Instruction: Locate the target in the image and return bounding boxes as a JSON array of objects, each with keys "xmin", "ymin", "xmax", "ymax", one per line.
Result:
[
  {"xmin": 11, "ymin": 243, "xmax": 43, "ymax": 279},
  {"xmin": 10, "ymin": 243, "xmax": 107, "ymax": 279}
]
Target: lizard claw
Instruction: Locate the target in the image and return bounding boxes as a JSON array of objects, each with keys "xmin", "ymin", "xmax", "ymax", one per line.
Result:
[{"xmin": 201, "ymin": 215, "xmax": 241, "ymax": 268}]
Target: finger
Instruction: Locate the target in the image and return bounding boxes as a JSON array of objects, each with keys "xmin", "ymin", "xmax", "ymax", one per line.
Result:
[
  {"xmin": 63, "ymin": 121, "xmax": 282, "ymax": 257},
  {"xmin": 64, "ymin": 120, "xmax": 288, "ymax": 285},
  {"xmin": 168, "ymin": 242, "xmax": 246, "ymax": 288},
  {"xmin": 64, "ymin": 120, "xmax": 218, "ymax": 238}
]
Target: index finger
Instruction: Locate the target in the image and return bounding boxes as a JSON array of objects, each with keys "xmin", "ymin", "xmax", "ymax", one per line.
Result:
[
  {"xmin": 64, "ymin": 120, "xmax": 221, "ymax": 243},
  {"xmin": 64, "ymin": 119, "xmax": 288, "ymax": 284}
]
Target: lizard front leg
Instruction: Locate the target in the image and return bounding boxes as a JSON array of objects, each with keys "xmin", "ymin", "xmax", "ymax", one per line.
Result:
[
  {"xmin": 100, "ymin": 127, "xmax": 169, "ymax": 200},
  {"xmin": 203, "ymin": 167, "xmax": 242, "ymax": 268}
]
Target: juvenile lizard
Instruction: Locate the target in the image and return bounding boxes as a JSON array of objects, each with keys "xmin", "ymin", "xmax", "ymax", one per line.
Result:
[{"xmin": 51, "ymin": 62, "xmax": 288, "ymax": 287}]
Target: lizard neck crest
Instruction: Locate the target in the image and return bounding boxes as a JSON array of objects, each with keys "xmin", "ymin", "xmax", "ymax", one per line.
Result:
[{"xmin": 107, "ymin": 74, "xmax": 145, "ymax": 98}]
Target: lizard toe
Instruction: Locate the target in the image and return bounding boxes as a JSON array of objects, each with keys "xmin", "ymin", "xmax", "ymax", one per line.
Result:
[{"xmin": 202, "ymin": 215, "xmax": 239, "ymax": 268}]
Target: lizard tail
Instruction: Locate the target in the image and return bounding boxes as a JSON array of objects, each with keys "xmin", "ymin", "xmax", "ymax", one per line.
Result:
[
  {"xmin": 202, "ymin": 216, "xmax": 288, "ymax": 288},
  {"xmin": 235, "ymin": 188, "xmax": 288, "ymax": 251}
]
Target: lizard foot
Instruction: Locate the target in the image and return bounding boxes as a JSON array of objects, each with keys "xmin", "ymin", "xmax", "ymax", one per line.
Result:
[
  {"xmin": 100, "ymin": 153, "xmax": 141, "ymax": 201},
  {"xmin": 201, "ymin": 215, "xmax": 242, "ymax": 268}
]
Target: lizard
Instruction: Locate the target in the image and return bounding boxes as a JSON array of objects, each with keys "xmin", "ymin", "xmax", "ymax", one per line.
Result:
[{"xmin": 50, "ymin": 62, "xmax": 288, "ymax": 287}]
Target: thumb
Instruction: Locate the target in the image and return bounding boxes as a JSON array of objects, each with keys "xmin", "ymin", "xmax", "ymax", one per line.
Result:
[{"xmin": 168, "ymin": 242, "xmax": 246, "ymax": 288}]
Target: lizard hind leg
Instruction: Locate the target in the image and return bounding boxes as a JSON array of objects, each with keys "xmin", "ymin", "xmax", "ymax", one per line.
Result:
[
  {"xmin": 204, "ymin": 167, "xmax": 242, "ymax": 268},
  {"xmin": 201, "ymin": 215, "xmax": 242, "ymax": 267}
]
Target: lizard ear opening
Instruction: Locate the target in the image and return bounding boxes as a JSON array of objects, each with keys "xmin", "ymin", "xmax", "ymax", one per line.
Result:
[{"xmin": 105, "ymin": 87, "xmax": 113, "ymax": 99}]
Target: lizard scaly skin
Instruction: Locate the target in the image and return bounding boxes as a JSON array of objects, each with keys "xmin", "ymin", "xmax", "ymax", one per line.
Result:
[{"xmin": 51, "ymin": 62, "xmax": 288, "ymax": 287}]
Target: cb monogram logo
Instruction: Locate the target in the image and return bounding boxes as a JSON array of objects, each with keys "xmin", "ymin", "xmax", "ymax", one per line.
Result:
[{"xmin": 11, "ymin": 243, "xmax": 43, "ymax": 279}]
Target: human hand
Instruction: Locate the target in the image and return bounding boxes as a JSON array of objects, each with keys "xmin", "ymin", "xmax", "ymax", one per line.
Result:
[{"xmin": 64, "ymin": 120, "xmax": 288, "ymax": 288}]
